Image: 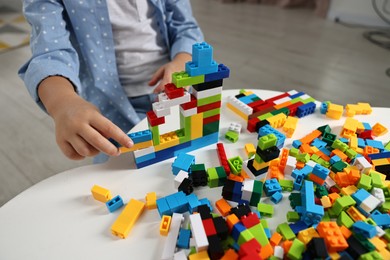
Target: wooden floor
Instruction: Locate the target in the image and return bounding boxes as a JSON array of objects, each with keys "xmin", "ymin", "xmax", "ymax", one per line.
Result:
[{"xmin": 0, "ymin": 0, "xmax": 389, "ymax": 207}]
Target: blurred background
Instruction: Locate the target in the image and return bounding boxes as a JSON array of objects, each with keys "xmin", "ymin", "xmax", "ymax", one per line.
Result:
[{"xmin": 0, "ymin": 0, "xmax": 389, "ymax": 206}]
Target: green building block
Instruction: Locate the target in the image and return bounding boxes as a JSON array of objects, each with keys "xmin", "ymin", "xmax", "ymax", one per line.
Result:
[
  {"xmin": 191, "ymin": 163, "xmax": 205, "ymax": 172},
  {"xmin": 254, "ymin": 153, "xmax": 265, "ymax": 164},
  {"xmin": 322, "ymin": 132, "xmax": 337, "ymax": 146},
  {"xmin": 385, "ymin": 140, "xmax": 390, "ymax": 151},
  {"xmin": 317, "ymin": 124, "xmax": 332, "ymax": 134},
  {"xmin": 357, "ymin": 174, "xmax": 372, "ymax": 191},
  {"xmin": 322, "ymin": 211, "xmax": 331, "ymax": 222},
  {"xmin": 383, "ymin": 229, "xmax": 390, "ymax": 242},
  {"xmin": 310, "ymin": 154, "xmax": 321, "ymax": 163},
  {"xmin": 215, "ymin": 166, "xmax": 227, "ymax": 186},
  {"xmin": 289, "ymin": 192, "xmax": 302, "ymax": 209},
  {"xmin": 332, "ymin": 139, "xmax": 349, "ymax": 152},
  {"xmin": 359, "ymin": 251, "xmax": 383, "ymax": 260},
  {"xmin": 260, "ymin": 219, "xmax": 269, "ymax": 229},
  {"xmin": 380, "ymin": 201, "xmax": 390, "ymax": 213},
  {"xmin": 271, "ymin": 107, "xmax": 290, "ymax": 116},
  {"xmin": 289, "ymin": 148, "xmax": 300, "ymax": 157},
  {"xmin": 203, "ymin": 121, "xmax": 219, "ymax": 136},
  {"xmin": 345, "ymin": 148, "xmax": 358, "ymax": 160},
  {"xmin": 207, "ymin": 167, "xmax": 219, "ymax": 188},
  {"xmin": 225, "ymin": 130, "xmax": 239, "ymax": 143},
  {"xmin": 354, "ymin": 233, "xmax": 376, "ymax": 252},
  {"xmin": 315, "ymin": 185, "xmax": 328, "ymax": 198},
  {"xmin": 370, "ymin": 170, "xmax": 385, "ymax": 188},
  {"xmin": 276, "ymin": 222, "xmax": 296, "ymax": 240},
  {"xmin": 203, "ymin": 108, "xmax": 220, "ymax": 118},
  {"xmin": 296, "ymin": 153, "xmax": 310, "ymax": 163},
  {"xmin": 279, "ymin": 179, "xmax": 294, "ymax": 192},
  {"xmin": 228, "ymin": 156, "xmax": 243, "ymax": 175},
  {"xmin": 287, "ymin": 238, "xmax": 305, "ymax": 260},
  {"xmin": 258, "ymin": 112, "xmax": 273, "ymax": 121},
  {"xmin": 332, "ymin": 195, "xmax": 356, "ymax": 216},
  {"xmin": 172, "ymin": 71, "xmax": 204, "ymax": 87},
  {"xmin": 331, "ymin": 160, "xmax": 348, "ymax": 173},
  {"xmin": 248, "ymin": 223, "xmax": 269, "ymax": 246},
  {"xmin": 287, "ymin": 211, "xmax": 300, "ymax": 222},
  {"xmin": 319, "ymin": 158, "xmax": 330, "ymax": 168},
  {"xmin": 257, "ymin": 202, "xmax": 274, "ymax": 217},
  {"xmin": 258, "ymin": 134, "xmax": 277, "ymax": 150},
  {"xmin": 337, "ymin": 211, "xmax": 354, "ymax": 228},
  {"xmin": 197, "ymin": 94, "xmax": 222, "ymax": 107},
  {"xmin": 149, "ymin": 124, "xmax": 160, "ymax": 145},
  {"xmin": 238, "ymin": 229, "xmax": 254, "ymax": 246},
  {"xmin": 327, "ymin": 207, "xmax": 338, "ymax": 218}
]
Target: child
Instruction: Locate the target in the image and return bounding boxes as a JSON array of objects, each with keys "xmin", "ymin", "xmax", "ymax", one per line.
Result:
[{"xmin": 19, "ymin": 0, "xmax": 204, "ymax": 161}]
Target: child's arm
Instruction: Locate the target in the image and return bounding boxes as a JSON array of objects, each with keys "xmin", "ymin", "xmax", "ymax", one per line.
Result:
[{"xmin": 38, "ymin": 76, "xmax": 133, "ymax": 160}]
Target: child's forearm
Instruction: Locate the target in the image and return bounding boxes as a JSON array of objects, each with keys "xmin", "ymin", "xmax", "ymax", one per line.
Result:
[{"xmin": 38, "ymin": 76, "xmax": 79, "ymax": 117}]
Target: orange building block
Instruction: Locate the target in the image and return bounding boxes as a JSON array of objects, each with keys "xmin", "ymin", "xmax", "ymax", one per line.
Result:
[
  {"xmin": 259, "ymin": 243, "xmax": 274, "ymax": 259},
  {"xmin": 317, "ymin": 222, "xmax": 348, "ymax": 252},
  {"xmin": 220, "ymin": 249, "xmax": 239, "ymax": 260},
  {"xmin": 339, "ymin": 225, "xmax": 352, "ymax": 239},
  {"xmin": 300, "ymin": 129, "xmax": 322, "ymax": 145},
  {"xmin": 215, "ymin": 198, "xmax": 232, "ymax": 217},
  {"xmin": 372, "ymin": 122, "xmax": 388, "ymax": 137},
  {"xmin": 159, "ymin": 215, "xmax": 171, "ymax": 236},
  {"xmin": 270, "ymin": 232, "xmax": 283, "ymax": 246}
]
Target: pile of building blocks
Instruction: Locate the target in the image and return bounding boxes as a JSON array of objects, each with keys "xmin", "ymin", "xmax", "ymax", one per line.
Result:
[
  {"xmin": 94, "ymin": 42, "xmax": 390, "ymax": 259},
  {"xmin": 113, "ymin": 42, "xmax": 230, "ymax": 169},
  {"xmin": 227, "ymin": 89, "xmax": 317, "ymax": 134}
]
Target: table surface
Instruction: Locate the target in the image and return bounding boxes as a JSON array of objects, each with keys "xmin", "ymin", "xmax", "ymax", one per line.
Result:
[{"xmin": 1, "ymin": 89, "xmax": 389, "ymax": 260}]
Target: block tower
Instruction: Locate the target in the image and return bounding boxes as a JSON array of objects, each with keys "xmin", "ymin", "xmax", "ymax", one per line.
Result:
[{"xmin": 120, "ymin": 42, "xmax": 230, "ymax": 168}]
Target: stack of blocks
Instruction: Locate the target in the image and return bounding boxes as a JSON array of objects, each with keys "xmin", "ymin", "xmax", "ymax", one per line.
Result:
[
  {"xmin": 117, "ymin": 42, "xmax": 230, "ymax": 168},
  {"xmin": 227, "ymin": 89, "xmax": 316, "ymax": 133}
]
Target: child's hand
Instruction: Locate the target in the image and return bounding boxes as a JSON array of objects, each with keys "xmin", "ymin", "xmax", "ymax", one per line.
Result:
[
  {"xmin": 148, "ymin": 52, "xmax": 192, "ymax": 94},
  {"xmin": 38, "ymin": 76, "xmax": 133, "ymax": 160}
]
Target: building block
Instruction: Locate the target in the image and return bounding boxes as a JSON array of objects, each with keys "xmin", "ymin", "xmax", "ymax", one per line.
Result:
[
  {"xmin": 185, "ymin": 42, "xmax": 218, "ymax": 77},
  {"xmin": 106, "ymin": 195, "xmax": 124, "ymax": 213},
  {"xmin": 111, "ymin": 199, "xmax": 145, "ymax": 239},
  {"xmin": 160, "ymin": 215, "xmax": 172, "ymax": 236},
  {"xmin": 91, "ymin": 185, "xmax": 112, "ymax": 203},
  {"xmin": 145, "ymin": 192, "xmax": 157, "ymax": 209},
  {"xmin": 161, "ymin": 213, "xmax": 184, "ymax": 260}
]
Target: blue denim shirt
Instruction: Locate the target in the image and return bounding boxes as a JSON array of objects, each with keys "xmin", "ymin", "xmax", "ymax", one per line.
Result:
[{"xmin": 19, "ymin": 0, "xmax": 203, "ymax": 131}]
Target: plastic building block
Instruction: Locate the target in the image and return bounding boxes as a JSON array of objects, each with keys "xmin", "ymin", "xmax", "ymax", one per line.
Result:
[
  {"xmin": 228, "ymin": 156, "xmax": 243, "ymax": 175},
  {"xmin": 160, "ymin": 215, "xmax": 172, "ymax": 236},
  {"xmin": 177, "ymin": 228, "xmax": 191, "ymax": 249},
  {"xmin": 185, "ymin": 42, "xmax": 218, "ymax": 77},
  {"xmin": 145, "ymin": 192, "xmax": 157, "ymax": 209},
  {"xmin": 257, "ymin": 203, "xmax": 274, "ymax": 217},
  {"xmin": 111, "ymin": 199, "xmax": 145, "ymax": 239},
  {"xmin": 225, "ymin": 130, "xmax": 239, "ymax": 143},
  {"xmin": 161, "ymin": 213, "xmax": 184, "ymax": 260},
  {"xmin": 316, "ymin": 221, "xmax": 348, "ymax": 252},
  {"xmin": 106, "ymin": 195, "xmax": 124, "ymax": 213},
  {"xmin": 190, "ymin": 213, "xmax": 209, "ymax": 252},
  {"xmin": 172, "ymin": 153, "xmax": 195, "ymax": 175},
  {"xmin": 91, "ymin": 185, "xmax": 112, "ymax": 203},
  {"xmin": 276, "ymin": 222, "xmax": 296, "ymax": 240}
]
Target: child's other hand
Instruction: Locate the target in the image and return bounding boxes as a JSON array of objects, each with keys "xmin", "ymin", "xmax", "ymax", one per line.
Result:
[
  {"xmin": 148, "ymin": 52, "xmax": 192, "ymax": 94},
  {"xmin": 38, "ymin": 76, "xmax": 133, "ymax": 160}
]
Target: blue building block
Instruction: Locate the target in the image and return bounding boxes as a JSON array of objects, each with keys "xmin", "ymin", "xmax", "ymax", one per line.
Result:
[
  {"xmin": 128, "ymin": 130, "xmax": 152, "ymax": 143},
  {"xmin": 134, "ymin": 152, "xmax": 156, "ymax": 164},
  {"xmin": 296, "ymin": 102, "xmax": 316, "ymax": 118},
  {"xmin": 238, "ymin": 94, "xmax": 259, "ymax": 105},
  {"xmin": 357, "ymin": 138, "xmax": 366, "ymax": 148},
  {"xmin": 352, "ymin": 221, "xmax": 377, "ymax": 238},
  {"xmin": 156, "ymin": 197, "xmax": 171, "ymax": 217},
  {"xmin": 264, "ymin": 178, "xmax": 282, "ymax": 197},
  {"xmin": 289, "ymin": 91, "xmax": 305, "ymax": 99},
  {"xmin": 106, "ymin": 195, "xmax": 124, "ymax": 213},
  {"xmin": 199, "ymin": 198, "xmax": 213, "ymax": 212},
  {"xmin": 186, "ymin": 193, "xmax": 201, "ymax": 213},
  {"xmin": 365, "ymin": 139, "xmax": 385, "ymax": 151},
  {"xmin": 371, "ymin": 213, "xmax": 390, "ymax": 229},
  {"xmin": 351, "ymin": 189, "xmax": 371, "ymax": 205},
  {"xmin": 264, "ymin": 227, "xmax": 271, "ymax": 239},
  {"xmin": 232, "ymin": 181, "xmax": 243, "ymax": 202},
  {"xmin": 301, "ymin": 180, "xmax": 324, "ymax": 226},
  {"xmin": 293, "ymin": 172, "xmax": 304, "ymax": 191},
  {"xmin": 319, "ymin": 147, "xmax": 331, "ymax": 156},
  {"xmin": 231, "ymin": 222, "xmax": 246, "ymax": 241},
  {"xmin": 271, "ymin": 191, "xmax": 283, "ymax": 204},
  {"xmin": 320, "ymin": 101, "xmax": 328, "ymax": 114},
  {"xmin": 289, "ymin": 220, "xmax": 308, "ymax": 234},
  {"xmin": 204, "ymin": 63, "xmax": 230, "ymax": 82},
  {"xmin": 172, "ymin": 153, "xmax": 195, "ymax": 175},
  {"xmin": 362, "ymin": 122, "xmax": 372, "ymax": 131},
  {"xmin": 292, "ymin": 140, "xmax": 302, "ymax": 149},
  {"xmin": 368, "ymin": 151, "xmax": 390, "ymax": 160},
  {"xmin": 311, "ymin": 138, "xmax": 327, "ymax": 149},
  {"xmin": 312, "ymin": 164, "xmax": 330, "ymax": 180},
  {"xmin": 185, "ymin": 42, "xmax": 218, "ymax": 76},
  {"xmin": 338, "ymin": 137, "xmax": 349, "ymax": 144},
  {"xmin": 177, "ymin": 228, "xmax": 191, "ymax": 249},
  {"xmin": 329, "ymin": 155, "xmax": 341, "ymax": 165}
]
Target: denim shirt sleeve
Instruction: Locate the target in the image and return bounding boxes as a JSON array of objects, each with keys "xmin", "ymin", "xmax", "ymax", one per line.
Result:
[
  {"xmin": 165, "ymin": 0, "xmax": 204, "ymax": 60},
  {"xmin": 18, "ymin": 0, "xmax": 82, "ymax": 111}
]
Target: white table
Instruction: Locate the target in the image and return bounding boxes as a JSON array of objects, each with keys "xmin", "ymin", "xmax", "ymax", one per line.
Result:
[{"xmin": 1, "ymin": 89, "xmax": 389, "ymax": 260}]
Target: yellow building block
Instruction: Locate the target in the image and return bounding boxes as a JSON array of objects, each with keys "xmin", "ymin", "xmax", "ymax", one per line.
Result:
[
  {"xmin": 340, "ymin": 117, "xmax": 359, "ymax": 138},
  {"xmin": 111, "ymin": 199, "xmax": 145, "ymax": 239},
  {"xmin": 191, "ymin": 112, "xmax": 203, "ymax": 139},
  {"xmin": 320, "ymin": 196, "xmax": 332, "ymax": 208},
  {"xmin": 297, "ymin": 227, "xmax": 320, "ymax": 245},
  {"xmin": 283, "ymin": 116, "xmax": 298, "ymax": 138},
  {"xmin": 372, "ymin": 122, "xmax": 388, "ymax": 137},
  {"xmin": 326, "ymin": 103, "xmax": 344, "ymax": 120},
  {"xmin": 154, "ymin": 131, "xmax": 180, "ymax": 152},
  {"xmin": 159, "ymin": 215, "xmax": 171, "ymax": 236},
  {"xmin": 267, "ymin": 113, "xmax": 287, "ymax": 128},
  {"xmin": 119, "ymin": 140, "xmax": 153, "ymax": 153},
  {"xmin": 369, "ymin": 236, "xmax": 387, "ymax": 251},
  {"xmin": 244, "ymin": 143, "xmax": 256, "ymax": 158},
  {"xmin": 349, "ymin": 136, "xmax": 358, "ymax": 150},
  {"xmin": 189, "ymin": 250, "xmax": 210, "ymax": 260},
  {"xmin": 145, "ymin": 192, "xmax": 157, "ymax": 209},
  {"xmin": 243, "ymin": 91, "xmax": 254, "ymax": 96},
  {"xmin": 340, "ymin": 185, "xmax": 358, "ymax": 196},
  {"xmin": 346, "ymin": 206, "xmax": 366, "ymax": 222},
  {"xmin": 91, "ymin": 185, "xmax": 112, "ymax": 203},
  {"xmin": 226, "ymin": 102, "xmax": 248, "ymax": 120}
]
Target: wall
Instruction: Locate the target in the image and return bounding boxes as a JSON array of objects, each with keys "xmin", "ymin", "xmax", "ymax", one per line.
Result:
[
  {"xmin": 1, "ymin": 0, "xmax": 23, "ymax": 11},
  {"xmin": 328, "ymin": 0, "xmax": 389, "ymax": 27}
]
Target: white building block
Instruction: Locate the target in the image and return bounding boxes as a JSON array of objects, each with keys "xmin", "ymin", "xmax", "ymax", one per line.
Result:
[
  {"xmin": 158, "ymin": 92, "xmax": 191, "ymax": 108},
  {"xmin": 284, "ymin": 156, "xmax": 297, "ymax": 175},
  {"xmin": 273, "ymin": 96, "xmax": 291, "ymax": 105},
  {"xmin": 191, "ymin": 86, "xmax": 222, "ymax": 99},
  {"xmin": 179, "ymin": 106, "xmax": 197, "ymax": 117},
  {"xmin": 241, "ymin": 179, "xmax": 254, "ymax": 202},
  {"xmin": 360, "ymin": 195, "xmax": 381, "ymax": 213},
  {"xmin": 228, "ymin": 122, "xmax": 242, "ymax": 133},
  {"xmin": 189, "ymin": 213, "xmax": 208, "ymax": 252},
  {"xmin": 324, "ymin": 175, "xmax": 337, "ymax": 189},
  {"xmin": 153, "ymin": 102, "xmax": 171, "ymax": 118},
  {"xmin": 274, "ymin": 246, "xmax": 284, "ymax": 259},
  {"xmin": 371, "ymin": 187, "xmax": 385, "ymax": 205},
  {"xmin": 133, "ymin": 146, "xmax": 155, "ymax": 158},
  {"xmin": 161, "ymin": 213, "xmax": 184, "ymax": 260},
  {"xmin": 227, "ymin": 95, "xmax": 253, "ymax": 116},
  {"xmin": 174, "ymin": 170, "xmax": 189, "ymax": 189},
  {"xmin": 173, "ymin": 250, "xmax": 187, "ymax": 260},
  {"xmin": 353, "ymin": 156, "xmax": 372, "ymax": 174}
]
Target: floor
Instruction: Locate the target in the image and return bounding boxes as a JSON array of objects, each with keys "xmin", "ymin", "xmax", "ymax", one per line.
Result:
[{"xmin": 0, "ymin": 1, "xmax": 389, "ymax": 207}]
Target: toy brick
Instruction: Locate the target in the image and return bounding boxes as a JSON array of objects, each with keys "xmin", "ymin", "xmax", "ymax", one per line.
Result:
[
  {"xmin": 192, "ymin": 79, "xmax": 223, "ymax": 92},
  {"xmin": 316, "ymin": 221, "xmax": 348, "ymax": 252},
  {"xmin": 147, "ymin": 110, "xmax": 165, "ymax": 127},
  {"xmin": 172, "ymin": 71, "xmax": 205, "ymax": 88},
  {"xmin": 111, "ymin": 199, "xmax": 145, "ymax": 239},
  {"xmin": 296, "ymin": 102, "xmax": 316, "ymax": 118},
  {"xmin": 164, "ymin": 83, "xmax": 184, "ymax": 99},
  {"xmin": 257, "ymin": 202, "xmax": 274, "ymax": 217},
  {"xmin": 106, "ymin": 195, "xmax": 124, "ymax": 213},
  {"xmin": 185, "ymin": 42, "xmax": 218, "ymax": 77},
  {"xmin": 198, "ymin": 100, "xmax": 221, "ymax": 113},
  {"xmin": 91, "ymin": 185, "xmax": 112, "ymax": 203},
  {"xmin": 190, "ymin": 213, "xmax": 209, "ymax": 252},
  {"xmin": 204, "ymin": 63, "xmax": 230, "ymax": 82},
  {"xmin": 159, "ymin": 215, "xmax": 172, "ymax": 236},
  {"xmin": 203, "ymin": 114, "xmax": 220, "ymax": 125},
  {"xmin": 145, "ymin": 192, "xmax": 157, "ymax": 209},
  {"xmin": 161, "ymin": 213, "xmax": 184, "ymax": 260}
]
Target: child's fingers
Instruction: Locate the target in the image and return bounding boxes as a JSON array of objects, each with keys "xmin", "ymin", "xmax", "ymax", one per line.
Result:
[
  {"xmin": 149, "ymin": 66, "xmax": 164, "ymax": 87},
  {"xmin": 91, "ymin": 116, "xmax": 134, "ymax": 150},
  {"xmin": 70, "ymin": 135, "xmax": 101, "ymax": 157},
  {"xmin": 79, "ymin": 126, "xmax": 121, "ymax": 156},
  {"xmin": 59, "ymin": 140, "xmax": 85, "ymax": 160}
]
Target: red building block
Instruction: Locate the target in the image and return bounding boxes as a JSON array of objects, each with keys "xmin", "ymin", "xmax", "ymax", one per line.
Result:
[{"xmin": 164, "ymin": 83, "xmax": 184, "ymax": 99}]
